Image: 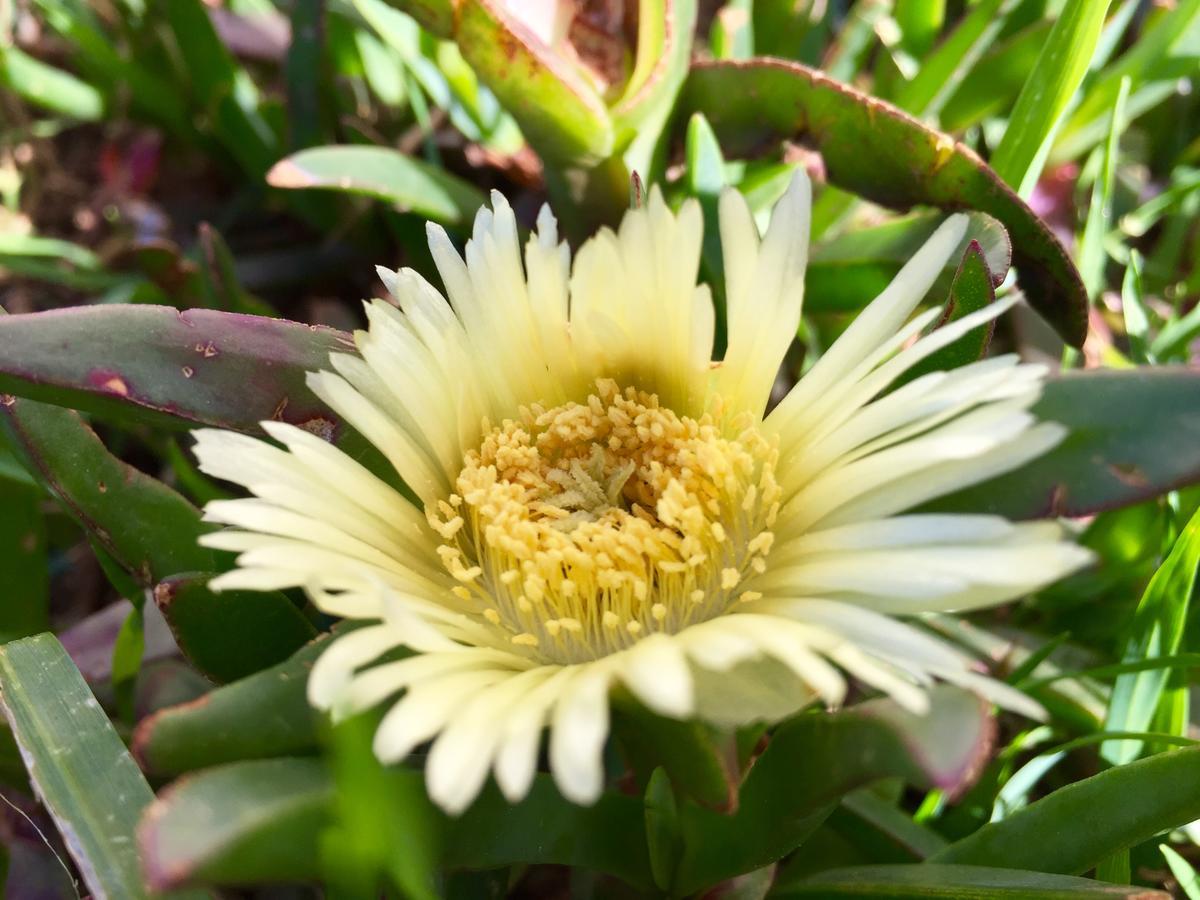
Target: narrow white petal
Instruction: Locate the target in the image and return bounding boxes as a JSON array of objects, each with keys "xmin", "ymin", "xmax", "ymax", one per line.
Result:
[
  {"xmin": 618, "ymin": 634, "xmax": 695, "ymax": 718},
  {"xmin": 549, "ymin": 667, "xmax": 613, "ymax": 805}
]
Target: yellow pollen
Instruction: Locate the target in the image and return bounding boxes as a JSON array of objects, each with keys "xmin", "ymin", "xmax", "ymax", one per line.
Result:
[{"xmin": 431, "ymin": 380, "xmax": 778, "ymax": 665}]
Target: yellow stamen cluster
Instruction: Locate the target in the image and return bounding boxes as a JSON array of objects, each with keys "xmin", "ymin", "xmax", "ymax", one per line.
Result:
[{"xmin": 430, "ymin": 380, "xmax": 780, "ymax": 664}]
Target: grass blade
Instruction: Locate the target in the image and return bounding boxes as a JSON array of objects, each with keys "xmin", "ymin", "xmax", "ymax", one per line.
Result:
[
  {"xmin": 988, "ymin": 0, "xmax": 1113, "ymax": 196},
  {"xmin": 932, "ymin": 744, "xmax": 1200, "ymax": 874},
  {"xmin": 0, "ymin": 634, "xmax": 204, "ymax": 899},
  {"xmin": 1102, "ymin": 503, "xmax": 1200, "ymax": 764}
]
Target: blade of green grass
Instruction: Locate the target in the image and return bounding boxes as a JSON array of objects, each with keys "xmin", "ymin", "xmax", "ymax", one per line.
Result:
[
  {"xmin": 1054, "ymin": 0, "xmax": 1200, "ymax": 164},
  {"xmin": 893, "ymin": 0, "xmax": 1018, "ymax": 118},
  {"xmin": 1078, "ymin": 76, "xmax": 1130, "ymax": 299},
  {"xmin": 1162, "ymin": 844, "xmax": 1200, "ymax": 900},
  {"xmin": 0, "ymin": 46, "xmax": 104, "ymax": 120},
  {"xmin": 988, "ymin": 0, "xmax": 1113, "ymax": 196},
  {"xmin": 0, "ymin": 634, "xmax": 205, "ymax": 900},
  {"xmin": 1102, "ymin": 503, "xmax": 1200, "ymax": 765}
]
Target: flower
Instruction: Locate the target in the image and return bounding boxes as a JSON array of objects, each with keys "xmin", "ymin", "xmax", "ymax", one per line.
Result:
[{"xmin": 193, "ymin": 175, "xmax": 1091, "ymax": 814}]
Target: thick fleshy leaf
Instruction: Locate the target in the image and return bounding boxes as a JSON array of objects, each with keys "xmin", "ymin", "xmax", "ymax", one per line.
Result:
[
  {"xmin": 0, "ymin": 396, "xmax": 212, "ymax": 585},
  {"xmin": 267, "ymin": 145, "xmax": 486, "ymax": 225},
  {"xmin": 323, "ymin": 715, "xmax": 440, "ymax": 899},
  {"xmin": 140, "ymin": 758, "xmax": 334, "ymax": 891},
  {"xmin": 453, "ymin": 0, "xmax": 613, "ymax": 166},
  {"xmin": 139, "ymin": 757, "xmax": 656, "ymax": 890},
  {"xmin": 896, "ymin": 240, "xmax": 998, "ymax": 387},
  {"xmin": 0, "ymin": 479, "xmax": 50, "ymax": 642},
  {"xmin": 132, "ymin": 631, "xmax": 333, "ymax": 776},
  {"xmin": 614, "ymin": 696, "xmax": 737, "ymax": 811},
  {"xmin": 673, "ymin": 686, "xmax": 994, "ymax": 894},
  {"xmin": 932, "ymin": 745, "xmax": 1200, "ymax": 873},
  {"xmin": 928, "ymin": 368, "xmax": 1200, "ymax": 519},
  {"xmin": 0, "ymin": 634, "xmax": 205, "ymax": 900},
  {"xmin": 682, "ymin": 58, "xmax": 1087, "ymax": 346},
  {"xmin": 153, "ymin": 573, "xmax": 316, "ymax": 684},
  {"xmin": 779, "ymin": 864, "xmax": 1169, "ymax": 898},
  {"xmin": 0, "ymin": 305, "xmax": 353, "ymax": 439}
]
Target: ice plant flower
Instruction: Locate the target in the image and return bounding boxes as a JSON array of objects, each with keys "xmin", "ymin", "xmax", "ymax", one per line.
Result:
[{"xmin": 193, "ymin": 175, "xmax": 1091, "ymax": 814}]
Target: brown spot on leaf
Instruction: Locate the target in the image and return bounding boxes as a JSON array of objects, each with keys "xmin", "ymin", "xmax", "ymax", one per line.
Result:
[
  {"xmin": 271, "ymin": 396, "xmax": 289, "ymax": 420},
  {"xmin": 0, "ymin": 394, "xmax": 15, "ymax": 407},
  {"xmin": 194, "ymin": 341, "xmax": 219, "ymax": 358},
  {"xmin": 181, "ymin": 366, "xmax": 195, "ymax": 379},
  {"xmin": 1108, "ymin": 462, "xmax": 1150, "ymax": 488},
  {"xmin": 97, "ymin": 481, "xmax": 107, "ymax": 493}
]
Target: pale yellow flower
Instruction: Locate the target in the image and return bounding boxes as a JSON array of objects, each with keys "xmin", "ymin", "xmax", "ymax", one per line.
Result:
[{"xmin": 193, "ymin": 175, "xmax": 1090, "ymax": 814}]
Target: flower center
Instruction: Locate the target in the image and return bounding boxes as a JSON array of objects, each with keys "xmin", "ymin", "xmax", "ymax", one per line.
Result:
[{"xmin": 430, "ymin": 380, "xmax": 780, "ymax": 664}]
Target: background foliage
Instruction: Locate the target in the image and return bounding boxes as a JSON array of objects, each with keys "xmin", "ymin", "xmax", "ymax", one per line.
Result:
[{"xmin": 0, "ymin": 0, "xmax": 1199, "ymax": 897}]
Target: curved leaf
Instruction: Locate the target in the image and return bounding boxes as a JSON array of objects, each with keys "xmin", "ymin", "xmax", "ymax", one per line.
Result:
[
  {"xmin": 140, "ymin": 758, "xmax": 334, "ymax": 891},
  {"xmin": 780, "ymin": 864, "xmax": 1168, "ymax": 898},
  {"xmin": 153, "ymin": 573, "xmax": 316, "ymax": 684},
  {"xmin": 267, "ymin": 145, "xmax": 486, "ymax": 225},
  {"xmin": 454, "ymin": 0, "xmax": 613, "ymax": 166},
  {"xmin": 0, "ymin": 305, "xmax": 353, "ymax": 439},
  {"xmin": 0, "ymin": 396, "xmax": 212, "ymax": 585},
  {"xmin": 682, "ymin": 58, "xmax": 1087, "ymax": 346},
  {"xmin": 133, "ymin": 631, "xmax": 332, "ymax": 776},
  {"xmin": 138, "ymin": 757, "xmax": 655, "ymax": 890},
  {"xmin": 932, "ymin": 745, "xmax": 1200, "ymax": 873},
  {"xmin": 673, "ymin": 686, "xmax": 994, "ymax": 894},
  {"xmin": 928, "ymin": 368, "xmax": 1200, "ymax": 519}
]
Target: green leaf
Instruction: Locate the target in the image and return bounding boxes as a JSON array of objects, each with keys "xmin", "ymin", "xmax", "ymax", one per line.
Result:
[
  {"xmin": 284, "ymin": 0, "xmax": 324, "ymax": 150},
  {"xmin": 1102, "ymin": 503, "xmax": 1200, "ymax": 764},
  {"xmin": 0, "ymin": 305, "xmax": 354, "ymax": 442},
  {"xmin": 452, "ymin": 0, "xmax": 613, "ymax": 166},
  {"xmin": 141, "ymin": 756, "xmax": 656, "ymax": 890},
  {"xmin": 673, "ymin": 686, "xmax": 994, "ymax": 894},
  {"xmin": 383, "ymin": 0, "xmax": 454, "ymax": 36},
  {"xmin": 0, "ymin": 46, "xmax": 104, "ymax": 119},
  {"xmin": 321, "ymin": 714, "xmax": 440, "ymax": 899},
  {"xmin": 927, "ymin": 368, "xmax": 1200, "ymax": 519},
  {"xmin": 1121, "ymin": 252, "xmax": 1152, "ymax": 364},
  {"xmin": 897, "ymin": 240, "xmax": 997, "ymax": 386},
  {"xmin": 931, "ymin": 745, "xmax": 1200, "ymax": 873},
  {"xmin": 806, "ymin": 212, "xmax": 1010, "ymax": 314},
  {"xmin": 1078, "ymin": 76, "xmax": 1130, "ymax": 300},
  {"xmin": 1054, "ymin": 0, "xmax": 1200, "ymax": 164},
  {"xmin": 686, "ymin": 111, "xmax": 730, "ymax": 302},
  {"xmin": 153, "ymin": 573, "xmax": 316, "ymax": 684},
  {"xmin": 644, "ymin": 767, "xmax": 682, "ymax": 892},
  {"xmin": 613, "ymin": 696, "xmax": 736, "ymax": 810},
  {"xmin": 683, "ymin": 58, "xmax": 1088, "ymax": 346},
  {"xmin": 140, "ymin": 758, "xmax": 334, "ymax": 891},
  {"xmin": 0, "ymin": 396, "xmax": 213, "ymax": 585},
  {"xmin": 893, "ymin": 0, "xmax": 1018, "ymax": 118},
  {"xmin": 0, "ymin": 634, "xmax": 205, "ymax": 900},
  {"xmin": 267, "ymin": 145, "xmax": 486, "ymax": 226},
  {"xmin": 778, "ymin": 864, "xmax": 1169, "ymax": 898},
  {"xmin": 0, "ymin": 479, "xmax": 50, "ymax": 642},
  {"xmin": 988, "ymin": 0, "xmax": 1114, "ymax": 196},
  {"xmin": 161, "ymin": 0, "xmax": 277, "ymax": 175},
  {"xmin": 1161, "ymin": 844, "xmax": 1200, "ymax": 900},
  {"xmin": 194, "ymin": 224, "xmax": 279, "ymax": 318},
  {"xmin": 132, "ymin": 631, "xmax": 332, "ymax": 776}
]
